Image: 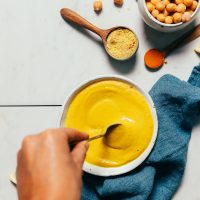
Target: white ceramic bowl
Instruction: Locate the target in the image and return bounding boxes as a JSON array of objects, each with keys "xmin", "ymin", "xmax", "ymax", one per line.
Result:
[
  {"xmin": 59, "ymin": 75, "xmax": 158, "ymax": 176},
  {"xmin": 138, "ymin": 0, "xmax": 200, "ymax": 32}
]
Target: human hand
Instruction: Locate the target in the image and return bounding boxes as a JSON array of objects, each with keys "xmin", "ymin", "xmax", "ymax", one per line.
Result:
[{"xmin": 16, "ymin": 128, "xmax": 89, "ymax": 200}]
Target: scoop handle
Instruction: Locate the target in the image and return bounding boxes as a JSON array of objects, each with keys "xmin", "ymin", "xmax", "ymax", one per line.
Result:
[
  {"xmin": 163, "ymin": 24, "xmax": 200, "ymax": 57},
  {"xmin": 60, "ymin": 8, "xmax": 104, "ymax": 37}
]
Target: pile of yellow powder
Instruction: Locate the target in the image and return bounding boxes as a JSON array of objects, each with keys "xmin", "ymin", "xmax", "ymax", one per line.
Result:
[{"xmin": 106, "ymin": 28, "xmax": 138, "ymax": 60}]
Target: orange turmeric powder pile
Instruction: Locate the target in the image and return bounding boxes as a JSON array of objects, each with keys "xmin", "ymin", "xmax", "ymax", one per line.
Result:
[{"xmin": 144, "ymin": 49, "xmax": 165, "ymax": 69}]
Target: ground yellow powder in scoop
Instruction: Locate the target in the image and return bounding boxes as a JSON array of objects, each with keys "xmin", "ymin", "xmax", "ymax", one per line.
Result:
[{"xmin": 106, "ymin": 28, "xmax": 138, "ymax": 60}]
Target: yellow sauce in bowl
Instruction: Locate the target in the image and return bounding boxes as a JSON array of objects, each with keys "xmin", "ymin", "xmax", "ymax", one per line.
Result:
[{"xmin": 65, "ymin": 80, "xmax": 154, "ymax": 168}]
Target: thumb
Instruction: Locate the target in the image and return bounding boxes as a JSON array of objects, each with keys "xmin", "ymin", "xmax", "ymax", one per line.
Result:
[{"xmin": 71, "ymin": 141, "xmax": 89, "ymax": 171}]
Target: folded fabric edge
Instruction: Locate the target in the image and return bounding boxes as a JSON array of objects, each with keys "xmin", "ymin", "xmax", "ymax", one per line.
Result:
[
  {"xmin": 150, "ymin": 63, "xmax": 200, "ymax": 94},
  {"xmin": 188, "ymin": 63, "xmax": 200, "ymax": 87}
]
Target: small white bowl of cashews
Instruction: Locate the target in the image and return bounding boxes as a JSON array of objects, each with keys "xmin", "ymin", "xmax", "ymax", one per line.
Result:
[{"xmin": 138, "ymin": 0, "xmax": 200, "ymax": 32}]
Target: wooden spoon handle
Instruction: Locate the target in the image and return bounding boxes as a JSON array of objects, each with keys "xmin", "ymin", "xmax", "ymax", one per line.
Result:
[
  {"xmin": 163, "ymin": 24, "xmax": 200, "ymax": 56},
  {"xmin": 60, "ymin": 8, "xmax": 103, "ymax": 37},
  {"xmin": 69, "ymin": 134, "xmax": 104, "ymax": 149}
]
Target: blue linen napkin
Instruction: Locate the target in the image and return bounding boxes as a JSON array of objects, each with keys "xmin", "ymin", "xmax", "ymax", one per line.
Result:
[{"xmin": 81, "ymin": 64, "xmax": 200, "ymax": 200}]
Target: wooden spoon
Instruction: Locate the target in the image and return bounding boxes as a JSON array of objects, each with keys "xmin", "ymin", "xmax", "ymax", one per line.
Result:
[
  {"xmin": 70, "ymin": 123, "xmax": 121, "ymax": 149},
  {"xmin": 60, "ymin": 8, "xmax": 138, "ymax": 61},
  {"xmin": 144, "ymin": 24, "xmax": 200, "ymax": 69},
  {"xmin": 87, "ymin": 123, "xmax": 121, "ymax": 142}
]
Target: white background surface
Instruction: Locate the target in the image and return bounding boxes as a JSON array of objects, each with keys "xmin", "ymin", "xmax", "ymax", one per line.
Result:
[{"xmin": 0, "ymin": 0, "xmax": 200, "ymax": 199}]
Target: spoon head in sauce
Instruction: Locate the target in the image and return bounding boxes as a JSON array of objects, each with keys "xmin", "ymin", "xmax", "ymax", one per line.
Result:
[
  {"xmin": 104, "ymin": 123, "xmax": 121, "ymax": 137},
  {"xmin": 144, "ymin": 49, "xmax": 165, "ymax": 70},
  {"xmin": 103, "ymin": 27, "xmax": 139, "ymax": 61}
]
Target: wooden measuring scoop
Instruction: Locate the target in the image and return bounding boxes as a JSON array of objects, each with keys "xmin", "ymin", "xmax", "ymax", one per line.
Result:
[
  {"xmin": 144, "ymin": 24, "xmax": 200, "ymax": 70},
  {"xmin": 60, "ymin": 8, "xmax": 138, "ymax": 61}
]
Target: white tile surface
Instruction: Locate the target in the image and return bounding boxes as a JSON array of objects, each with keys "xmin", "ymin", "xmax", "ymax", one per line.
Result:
[
  {"xmin": 0, "ymin": 0, "xmax": 199, "ymax": 105},
  {"xmin": 0, "ymin": 0, "xmax": 200, "ymax": 199}
]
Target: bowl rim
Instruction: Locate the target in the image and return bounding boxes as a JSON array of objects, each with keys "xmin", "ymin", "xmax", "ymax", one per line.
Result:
[
  {"xmin": 59, "ymin": 75, "xmax": 158, "ymax": 176},
  {"xmin": 143, "ymin": 0, "xmax": 200, "ymax": 27}
]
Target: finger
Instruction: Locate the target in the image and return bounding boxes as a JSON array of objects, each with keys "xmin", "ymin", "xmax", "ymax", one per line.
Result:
[
  {"xmin": 59, "ymin": 128, "xmax": 89, "ymax": 143},
  {"xmin": 17, "ymin": 150, "xmax": 22, "ymax": 163},
  {"xmin": 21, "ymin": 134, "xmax": 36, "ymax": 149},
  {"xmin": 71, "ymin": 141, "xmax": 89, "ymax": 170},
  {"xmin": 39, "ymin": 128, "xmax": 88, "ymax": 152},
  {"xmin": 45, "ymin": 128, "xmax": 89, "ymax": 142}
]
